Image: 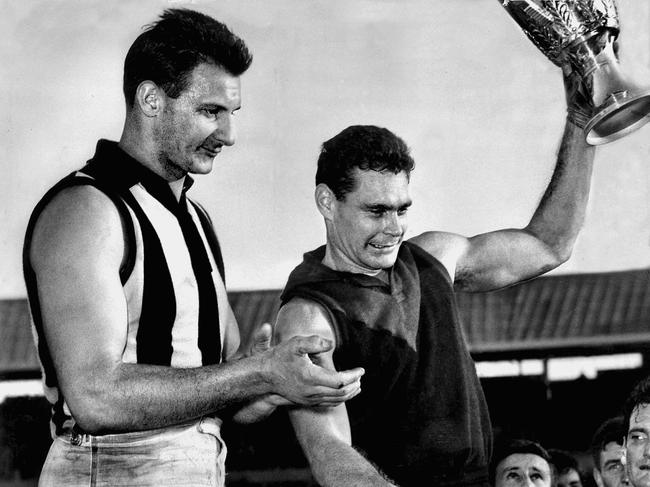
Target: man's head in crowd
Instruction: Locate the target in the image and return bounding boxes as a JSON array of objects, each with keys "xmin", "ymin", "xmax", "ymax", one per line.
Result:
[
  {"xmin": 548, "ymin": 449, "xmax": 584, "ymax": 487},
  {"xmin": 491, "ymin": 439, "xmax": 553, "ymax": 487},
  {"xmin": 623, "ymin": 377, "xmax": 650, "ymax": 487},
  {"xmin": 590, "ymin": 416, "xmax": 629, "ymax": 487}
]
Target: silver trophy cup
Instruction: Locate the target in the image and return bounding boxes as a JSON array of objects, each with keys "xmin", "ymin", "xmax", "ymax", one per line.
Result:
[{"xmin": 497, "ymin": 0, "xmax": 650, "ymax": 145}]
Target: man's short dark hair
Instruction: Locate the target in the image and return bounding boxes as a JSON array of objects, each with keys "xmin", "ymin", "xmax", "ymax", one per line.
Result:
[
  {"xmin": 622, "ymin": 376, "xmax": 650, "ymax": 435},
  {"xmin": 489, "ymin": 438, "xmax": 552, "ymax": 485},
  {"xmin": 590, "ymin": 416, "xmax": 626, "ymax": 471},
  {"xmin": 315, "ymin": 125, "xmax": 415, "ymax": 200},
  {"xmin": 548, "ymin": 449, "xmax": 581, "ymax": 477},
  {"xmin": 123, "ymin": 8, "xmax": 253, "ymax": 106}
]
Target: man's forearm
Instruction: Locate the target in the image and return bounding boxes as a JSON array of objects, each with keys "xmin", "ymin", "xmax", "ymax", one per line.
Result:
[
  {"xmin": 290, "ymin": 408, "xmax": 397, "ymax": 487},
  {"xmin": 65, "ymin": 354, "xmax": 272, "ymax": 434},
  {"xmin": 525, "ymin": 119, "xmax": 596, "ymax": 261},
  {"xmin": 305, "ymin": 438, "xmax": 397, "ymax": 487},
  {"xmin": 63, "ymin": 334, "xmax": 362, "ymax": 434}
]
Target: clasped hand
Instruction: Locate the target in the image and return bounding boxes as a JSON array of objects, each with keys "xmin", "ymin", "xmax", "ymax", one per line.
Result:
[{"xmin": 231, "ymin": 323, "xmax": 364, "ymax": 423}]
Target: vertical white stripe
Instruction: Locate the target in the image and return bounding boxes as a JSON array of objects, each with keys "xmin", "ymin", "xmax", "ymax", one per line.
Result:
[
  {"xmin": 187, "ymin": 202, "xmax": 240, "ymax": 360},
  {"xmin": 121, "ymin": 203, "xmax": 144, "ymax": 365},
  {"xmin": 130, "ymin": 185, "xmax": 202, "ymax": 368}
]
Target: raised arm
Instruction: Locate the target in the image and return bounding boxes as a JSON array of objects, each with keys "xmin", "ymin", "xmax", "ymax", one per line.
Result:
[
  {"xmin": 411, "ymin": 75, "xmax": 595, "ymax": 292},
  {"xmin": 275, "ymin": 299, "xmax": 396, "ymax": 487},
  {"xmin": 29, "ymin": 186, "xmax": 364, "ymax": 434}
]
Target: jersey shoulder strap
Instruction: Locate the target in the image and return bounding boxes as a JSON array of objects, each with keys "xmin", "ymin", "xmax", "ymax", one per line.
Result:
[{"xmin": 23, "ymin": 171, "xmax": 137, "ymax": 284}]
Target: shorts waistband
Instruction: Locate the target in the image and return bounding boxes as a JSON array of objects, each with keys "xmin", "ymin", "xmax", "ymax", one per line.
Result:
[{"xmin": 69, "ymin": 416, "xmax": 222, "ymax": 447}]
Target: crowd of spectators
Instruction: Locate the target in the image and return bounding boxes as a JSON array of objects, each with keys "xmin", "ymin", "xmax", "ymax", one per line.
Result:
[{"xmin": 490, "ymin": 376, "xmax": 650, "ymax": 487}]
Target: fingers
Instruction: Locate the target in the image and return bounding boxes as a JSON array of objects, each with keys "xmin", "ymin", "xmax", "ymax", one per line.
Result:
[
  {"xmin": 336, "ymin": 367, "xmax": 365, "ymax": 387},
  {"xmin": 292, "ymin": 334, "xmax": 333, "ymax": 356},
  {"xmin": 296, "ymin": 380, "xmax": 362, "ymax": 407},
  {"xmin": 267, "ymin": 393, "xmax": 294, "ymax": 407},
  {"xmin": 251, "ymin": 322, "xmax": 272, "ymax": 355}
]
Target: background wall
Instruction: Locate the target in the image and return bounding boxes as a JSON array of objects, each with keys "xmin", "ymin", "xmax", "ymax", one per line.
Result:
[{"xmin": 2, "ymin": 0, "xmax": 650, "ymax": 296}]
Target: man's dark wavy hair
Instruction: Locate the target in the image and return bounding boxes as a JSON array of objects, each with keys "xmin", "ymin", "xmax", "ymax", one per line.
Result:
[
  {"xmin": 316, "ymin": 125, "xmax": 415, "ymax": 200},
  {"xmin": 622, "ymin": 376, "xmax": 650, "ymax": 435},
  {"xmin": 123, "ymin": 8, "xmax": 252, "ymax": 106},
  {"xmin": 590, "ymin": 416, "xmax": 626, "ymax": 471}
]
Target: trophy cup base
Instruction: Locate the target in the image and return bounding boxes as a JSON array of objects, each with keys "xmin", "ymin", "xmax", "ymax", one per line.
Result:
[{"xmin": 585, "ymin": 89, "xmax": 650, "ymax": 145}]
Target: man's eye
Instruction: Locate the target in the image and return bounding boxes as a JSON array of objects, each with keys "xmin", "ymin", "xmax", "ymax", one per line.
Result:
[
  {"xmin": 397, "ymin": 208, "xmax": 409, "ymax": 216},
  {"xmin": 201, "ymin": 108, "xmax": 218, "ymax": 118},
  {"xmin": 506, "ymin": 472, "xmax": 520, "ymax": 480},
  {"xmin": 607, "ymin": 463, "xmax": 623, "ymax": 472}
]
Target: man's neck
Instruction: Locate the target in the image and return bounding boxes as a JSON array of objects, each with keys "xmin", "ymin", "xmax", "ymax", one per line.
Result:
[
  {"xmin": 119, "ymin": 127, "xmax": 186, "ymax": 202},
  {"xmin": 321, "ymin": 246, "xmax": 385, "ymax": 277},
  {"xmin": 168, "ymin": 178, "xmax": 186, "ymax": 202}
]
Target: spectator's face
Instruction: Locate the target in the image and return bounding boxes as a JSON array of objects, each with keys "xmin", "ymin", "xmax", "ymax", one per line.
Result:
[
  {"xmin": 324, "ymin": 169, "xmax": 411, "ymax": 273},
  {"xmin": 495, "ymin": 453, "xmax": 552, "ymax": 487},
  {"xmin": 627, "ymin": 404, "xmax": 650, "ymax": 487},
  {"xmin": 557, "ymin": 468, "xmax": 583, "ymax": 487},
  {"xmin": 594, "ymin": 441, "xmax": 628, "ymax": 487}
]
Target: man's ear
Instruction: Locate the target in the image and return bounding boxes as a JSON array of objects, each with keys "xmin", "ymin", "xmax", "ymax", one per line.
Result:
[
  {"xmin": 593, "ymin": 467, "xmax": 605, "ymax": 487},
  {"xmin": 315, "ymin": 183, "xmax": 336, "ymax": 221},
  {"xmin": 135, "ymin": 81, "xmax": 163, "ymax": 117}
]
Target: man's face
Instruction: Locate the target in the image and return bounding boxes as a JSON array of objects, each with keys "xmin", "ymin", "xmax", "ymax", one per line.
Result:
[
  {"xmin": 495, "ymin": 453, "xmax": 552, "ymax": 487},
  {"xmin": 557, "ymin": 469, "xmax": 583, "ymax": 487},
  {"xmin": 595, "ymin": 441, "xmax": 628, "ymax": 487},
  {"xmin": 326, "ymin": 169, "xmax": 411, "ymax": 274},
  {"xmin": 154, "ymin": 62, "xmax": 241, "ymax": 179},
  {"xmin": 627, "ymin": 404, "xmax": 650, "ymax": 487}
]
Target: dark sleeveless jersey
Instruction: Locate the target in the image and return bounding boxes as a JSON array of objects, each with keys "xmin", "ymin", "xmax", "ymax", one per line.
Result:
[
  {"xmin": 281, "ymin": 241, "xmax": 492, "ymax": 487},
  {"xmin": 23, "ymin": 140, "xmax": 239, "ymax": 436}
]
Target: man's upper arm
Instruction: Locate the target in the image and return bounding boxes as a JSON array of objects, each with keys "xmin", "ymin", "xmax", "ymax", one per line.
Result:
[
  {"xmin": 29, "ymin": 185, "xmax": 129, "ymax": 416},
  {"xmin": 274, "ymin": 298, "xmax": 352, "ymax": 445},
  {"xmin": 409, "ymin": 228, "xmax": 558, "ymax": 292}
]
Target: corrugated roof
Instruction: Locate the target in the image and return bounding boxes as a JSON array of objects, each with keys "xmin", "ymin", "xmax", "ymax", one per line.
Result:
[
  {"xmin": 458, "ymin": 268, "xmax": 650, "ymax": 358},
  {"xmin": 3, "ymin": 268, "xmax": 650, "ymax": 376}
]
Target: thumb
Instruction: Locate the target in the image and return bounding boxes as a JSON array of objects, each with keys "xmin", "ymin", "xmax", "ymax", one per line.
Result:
[
  {"xmin": 292, "ymin": 335, "xmax": 333, "ymax": 356},
  {"xmin": 251, "ymin": 323, "xmax": 272, "ymax": 354}
]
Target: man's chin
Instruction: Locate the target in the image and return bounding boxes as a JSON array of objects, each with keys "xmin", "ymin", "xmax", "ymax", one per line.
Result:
[{"xmin": 190, "ymin": 157, "xmax": 215, "ymax": 174}]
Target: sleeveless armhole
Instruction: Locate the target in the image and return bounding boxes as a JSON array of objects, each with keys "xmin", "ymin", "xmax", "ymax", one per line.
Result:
[
  {"xmin": 282, "ymin": 293, "xmax": 343, "ymax": 351},
  {"xmin": 189, "ymin": 200, "xmax": 226, "ymax": 285},
  {"xmin": 23, "ymin": 172, "xmax": 137, "ymax": 286},
  {"xmin": 404, "ymin": 240, "xmax": 454, "ymax": 287}
]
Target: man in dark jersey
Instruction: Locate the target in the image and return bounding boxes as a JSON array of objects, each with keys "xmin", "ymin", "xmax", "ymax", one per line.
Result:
[
  {"xmin": 23, "ymin": 9, "xmax": 363, "ymax": 487},
  {"xmin": 275, "ymin": 82, "xmax": 596, "ymax": 485}
]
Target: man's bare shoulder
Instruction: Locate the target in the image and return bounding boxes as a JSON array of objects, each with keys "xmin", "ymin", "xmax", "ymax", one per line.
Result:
[
  {"xmin": 274, "ymin": 297, "xmax": 335, "ymax": 343},
  {"xmin": 408, "ymin": 231, "xmax": 470, "ymax": 283},
  {"xmin": 30, "ymin": 184, "xmax": 125, "ymax": 271}
]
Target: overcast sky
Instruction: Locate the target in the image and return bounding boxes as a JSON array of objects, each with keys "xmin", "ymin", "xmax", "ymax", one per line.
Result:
[{"xmin": 2, "ymin": 0, "xmax": 650, "ymax": 297}]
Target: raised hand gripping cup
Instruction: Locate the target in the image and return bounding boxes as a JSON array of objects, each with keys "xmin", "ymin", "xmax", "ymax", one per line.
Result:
[{"xmin": 497, "ymin": 0, "xmax": 650, "ymax": 145}]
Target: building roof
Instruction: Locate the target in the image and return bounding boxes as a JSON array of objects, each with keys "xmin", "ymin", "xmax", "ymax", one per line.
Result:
[
  {"xmin": 458, "ymin": 267, "xmax": 650, "ymax": 359},
  {"xmin": 3, "ymin": 268, "xmax": 650, "ymax": 377}
]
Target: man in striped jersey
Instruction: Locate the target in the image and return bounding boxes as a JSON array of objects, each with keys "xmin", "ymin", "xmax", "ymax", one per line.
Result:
[{"xmin": 23, "ymin": 8, "xmax": 363, "ymax": 487}]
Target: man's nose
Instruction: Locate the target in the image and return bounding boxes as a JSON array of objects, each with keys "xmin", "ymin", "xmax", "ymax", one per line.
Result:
[
  {"xmin": 383, "ymin": 213, "xmax": 402, "ymax": 235},
  {"xmin": 218, "ymin": 114, "xmax": 236, "ymax": 146}
]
